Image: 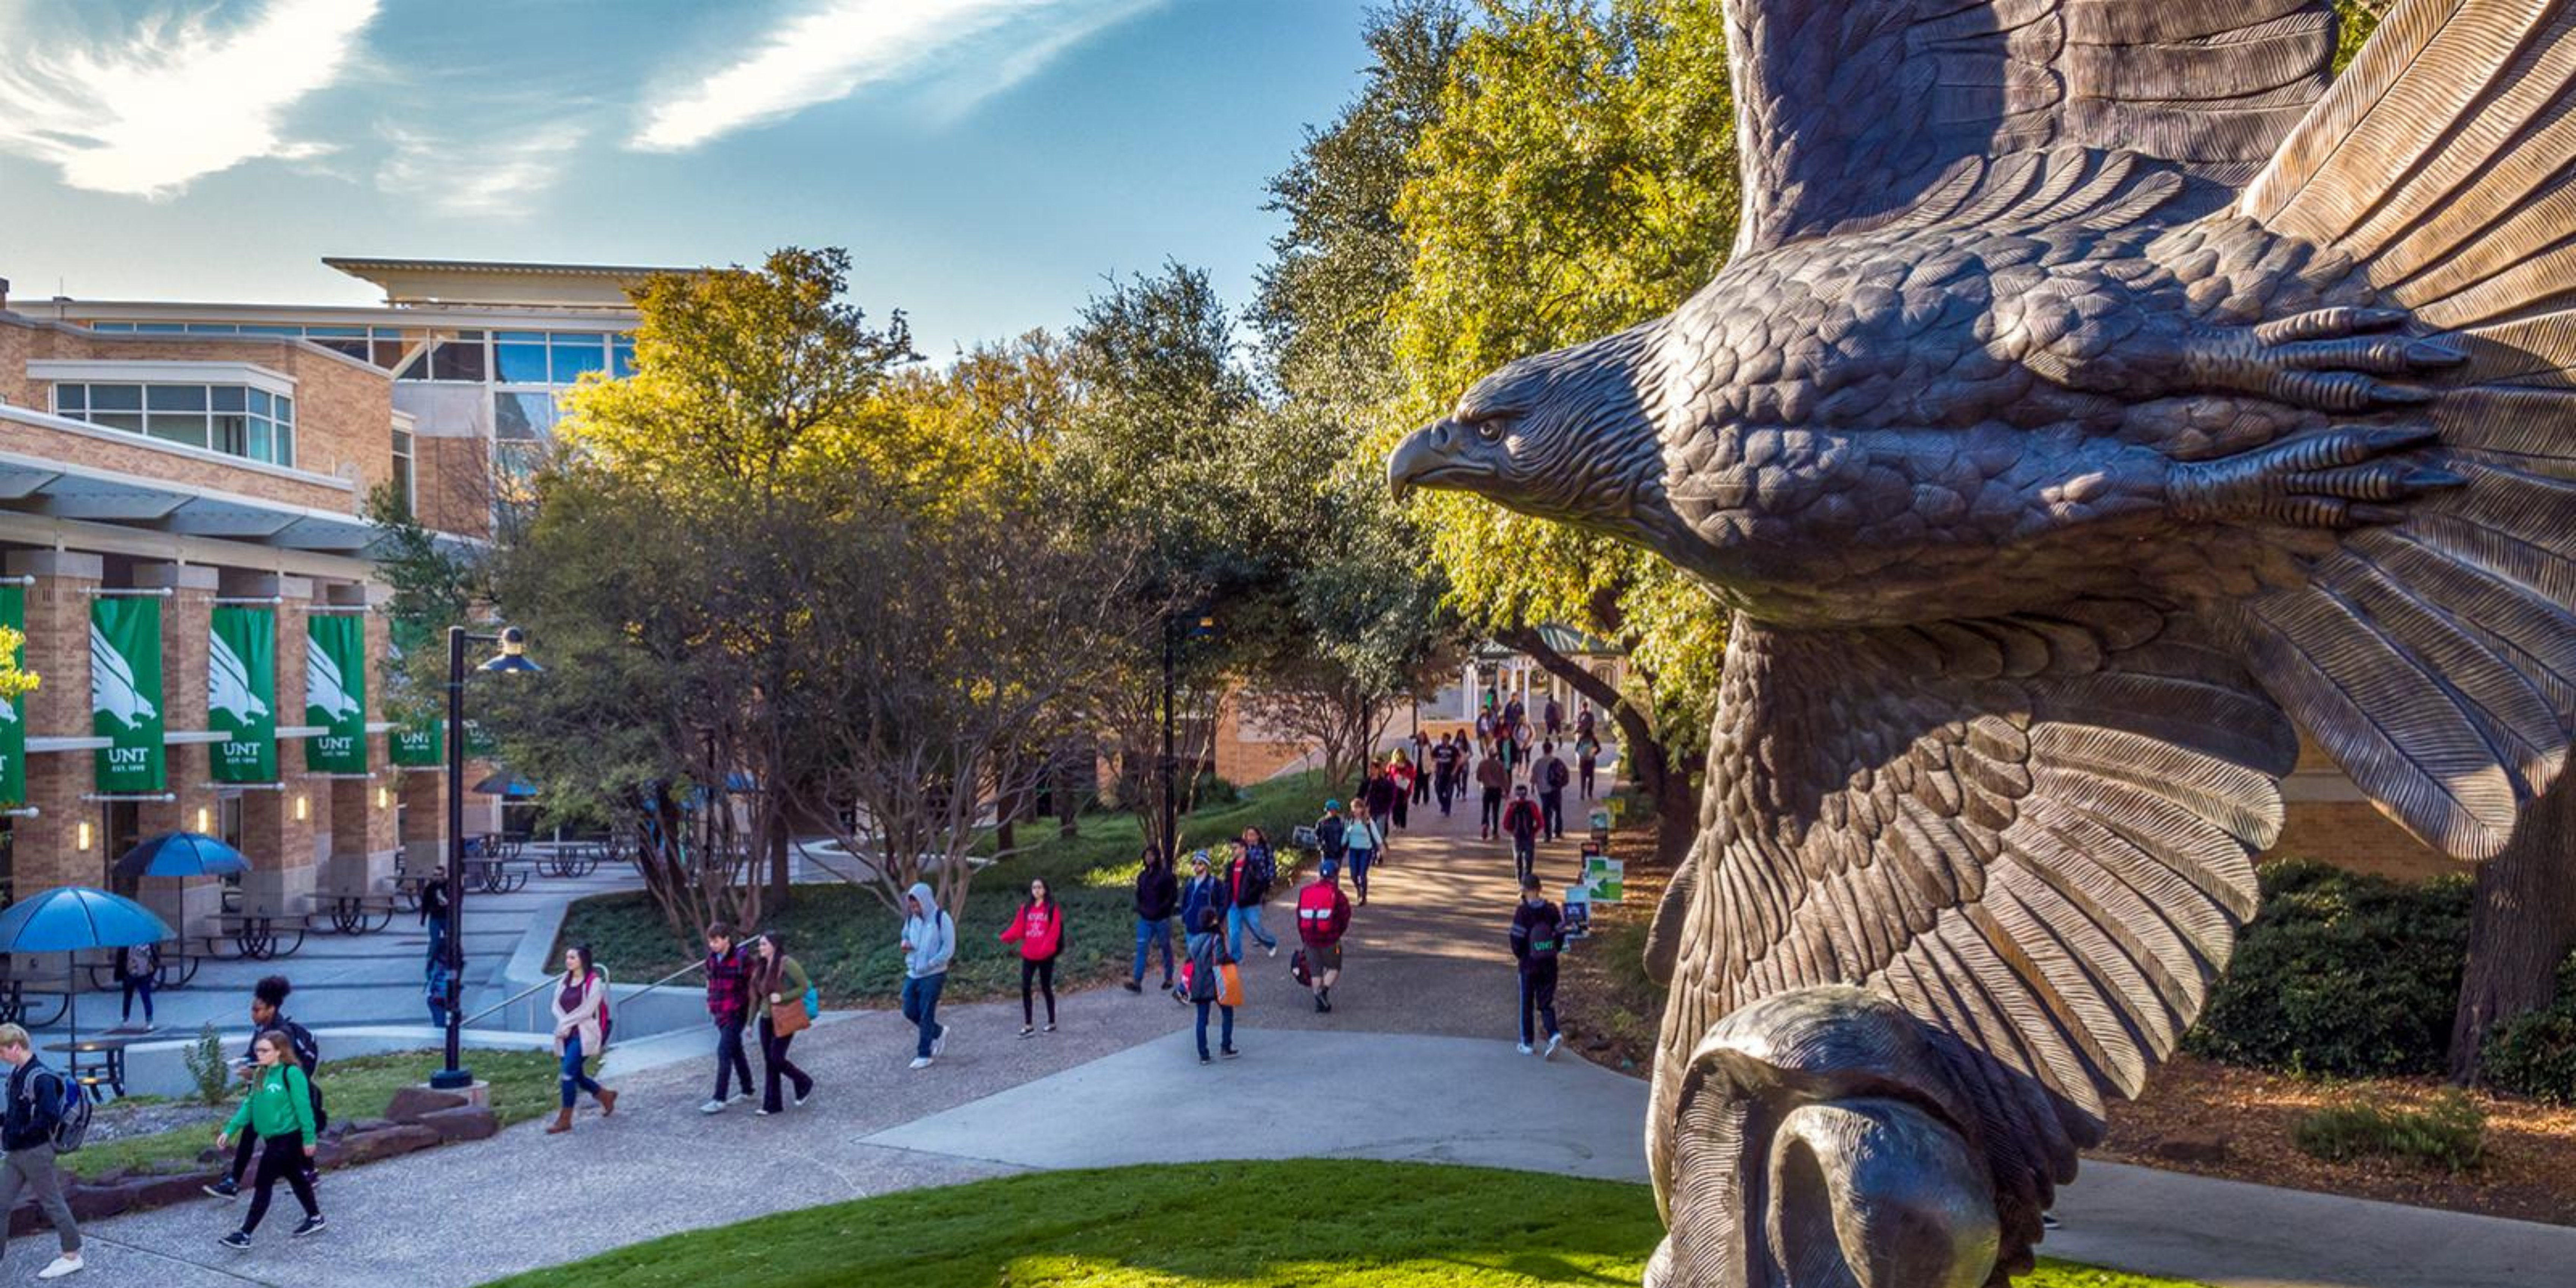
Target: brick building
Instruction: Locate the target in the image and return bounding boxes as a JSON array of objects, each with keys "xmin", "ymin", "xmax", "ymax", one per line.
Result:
[{"xmin": 0, "ymin": 257, "xmax": 687, "ymax": 935}]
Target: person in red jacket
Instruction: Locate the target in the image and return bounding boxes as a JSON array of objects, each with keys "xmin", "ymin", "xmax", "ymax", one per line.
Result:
[
  {"xmin": 1501, "ymin": 785, "xmax": 1546, "ymax": 886},
  {"xmin": 999, "ymin": 877, "xmax": 1065, "ymax": 1037},
  {"xmin": 1295, "ymin": 866, "xmax": 1354, "ymax": 1013}
]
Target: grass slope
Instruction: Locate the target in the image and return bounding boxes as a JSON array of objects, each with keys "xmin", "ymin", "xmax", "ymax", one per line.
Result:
[
  {"xmin": 481, "ymin": 1161, "xmax": 2203, "ymax": 1288},
  {"xmin": 559, "ymin": 774, "xmax": 1327, "ymax": 1005},
  {"xmin": 69, "ymin": 1048, "xmax": 563, "ymax": 1180}
]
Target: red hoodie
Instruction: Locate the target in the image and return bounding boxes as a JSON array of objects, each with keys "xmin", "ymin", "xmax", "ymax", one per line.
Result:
[{"xmin": 1000, "ymin": 900, "xmax": 1064, "ymax": 960}]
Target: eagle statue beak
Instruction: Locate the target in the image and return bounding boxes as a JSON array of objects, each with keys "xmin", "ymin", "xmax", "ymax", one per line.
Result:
[{"xmin": 1388, "ymin": 420, "xmax": 1460, "ymax": 502}]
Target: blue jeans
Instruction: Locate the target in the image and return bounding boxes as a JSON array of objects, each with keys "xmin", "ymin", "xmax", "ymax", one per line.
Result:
[
  {"xmin": 560, "ymin": 1033, "xmax": 605, "ymax": 1108},
  {"xmin": 1519, "ymin": 961, "xmax": 1560, "ymax": 1046},
  {"xmin": 1131, "ymin": 916, "xmax": 1174, "ymax": 986},
  {"xmin": 901, "ymin": 973, "xmax": 946, "ymax": 1058},
  {"xmin": 1226, "ymin": 904, "xmax": 1275, "ymax": 958},
  {"xmin": 1195, "ymin": 998, "xmax": 1235, "ymax": 1058},
  {"xmin": 1347, "ymin": 849, "xmax": 1374, "ymax": 900}
]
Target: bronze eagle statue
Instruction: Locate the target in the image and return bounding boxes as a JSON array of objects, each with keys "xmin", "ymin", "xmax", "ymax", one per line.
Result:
[{"xmin": 1389, "ymin": 0, "xmax": 2576, "ymax": 1284}]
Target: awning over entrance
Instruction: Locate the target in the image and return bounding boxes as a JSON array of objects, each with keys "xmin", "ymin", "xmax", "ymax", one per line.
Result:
[{"xmin": 0, "ymin": 447, "xmax": 380, "ymax": 553}]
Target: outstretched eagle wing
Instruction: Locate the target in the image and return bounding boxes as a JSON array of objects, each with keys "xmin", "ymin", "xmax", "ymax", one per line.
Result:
[
  {"xmin": 1648, "ymin": 602, "xmax": 2296, "ymax": 1278},
  {"xmin": 1726, "ymin": 0, "xmax": 2336, "ymax": 254}
]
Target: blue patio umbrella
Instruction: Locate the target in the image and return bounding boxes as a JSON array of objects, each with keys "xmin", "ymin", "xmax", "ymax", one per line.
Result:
[
  {"xmin": 113, "ymin": 831, "xmax": 252, "ymax": 881},
  {"xmin": 473, "ymin": 771, "xmax": 539, "ymax": 798},
  {"xmin": 0, "ymin": 886, "xmax": 174, "ymax": 1054}
]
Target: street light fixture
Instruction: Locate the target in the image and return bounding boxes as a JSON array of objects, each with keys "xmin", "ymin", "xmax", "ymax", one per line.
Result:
[{"xmin": 430, "ymin": 624, "xmax": 541, "ymax": 1092}]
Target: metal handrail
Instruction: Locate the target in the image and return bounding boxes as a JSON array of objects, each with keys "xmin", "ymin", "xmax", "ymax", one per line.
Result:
[{"xmin": 460, "ymin": 960, "xmax": 703, "ymax": 1029}]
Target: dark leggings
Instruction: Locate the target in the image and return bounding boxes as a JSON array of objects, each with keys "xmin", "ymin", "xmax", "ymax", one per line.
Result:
[
  {"xmin": 120, "ymin": 975, "xmax": 154, "ymax": 1024},
  {"xmin": 759, "ymin": 1017, "xmax": 811, "ymax": 1113},
  {"xmin": 243, "ymin": 1137, "xmax": 318, "ymax": 1233},
  {"xmin": 1021, "ymin": 957, "xmax": 1057, "ymax": 1026}
]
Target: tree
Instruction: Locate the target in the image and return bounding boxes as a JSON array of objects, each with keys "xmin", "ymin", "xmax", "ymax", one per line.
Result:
[{"xmin": 2452, "ymin": 782, "xmax": 2576, "ymax": 1082}]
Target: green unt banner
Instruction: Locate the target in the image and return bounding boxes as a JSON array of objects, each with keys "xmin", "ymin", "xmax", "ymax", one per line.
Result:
[
  {"xmin": 91, "ymin": 595, "xmax": 165, "ymax": 793},
  {"xmin": 0, "ymin": 585, "xmax": 23, "ymax": 807},
  {"xmin": 304, "ymin": 614, "xmax": 368, "ymax": 774},
  {"xmin": 209, "ymin": 605, "xmax": 277, "ymax": 783},
  {"xmin": 390, "ymin": 714, "xmax": 442, "ymax": 767},
  {"xmin": 465, "ymin": 719, "xmax": 498, "ymax": 759}
]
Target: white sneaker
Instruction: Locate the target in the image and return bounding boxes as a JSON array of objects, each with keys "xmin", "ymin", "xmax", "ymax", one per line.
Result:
[
  {"xmin": 1265, "ymin": 943, "xmax": 1278, "ymax": 958},
  {"xmin": 699, "ymin": 1099, "xmax": 726, "ymax": 1115},
  {"xmin": 37, "ymin": 1254, "xmax": 81, "ymax": 1279},
  {"xmin": 733, "ymin": 1090, "xmax": 755, "ymax": 1104},
  {"xmin": 1518, "ymin": 1043, "xmax": 1535, "ymax": 1055},
  {"xmin": 932, "ymin": 1024, "xmax": 948, "ymax": 1057},
  {"xmin": 908, "ymin": 1056, "xmax": 933, "ymax": 1070},
  {"xmin": 1544, "ymin": 1033, "xmax": 1563, "ymax": 1061}
]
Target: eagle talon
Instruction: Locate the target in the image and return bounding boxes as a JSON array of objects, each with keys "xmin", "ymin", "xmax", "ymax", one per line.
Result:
[
  {"xmin": 2171, "ymin": 426, "xmax": 2459, "ymax": 528},
  {"xmin": 2178, "ymin": 308, "xmax": 2461, "ymax": 413}
]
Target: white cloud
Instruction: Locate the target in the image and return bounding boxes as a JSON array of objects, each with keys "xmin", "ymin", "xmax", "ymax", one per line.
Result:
[
  {"xmin": 0, "ymin": 0, "xmax": 380, "ymax": 199},
  {"xmin": 632, "ymin": 0, "xmax": 1162, "ymax": 153},
  {"xmin": 375, "ymin": 124, "xmax": 587, "ymax": 220}
]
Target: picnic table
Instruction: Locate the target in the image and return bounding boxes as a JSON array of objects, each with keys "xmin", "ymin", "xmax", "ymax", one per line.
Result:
[
  {"xmin": 304, "ymin": 891, "xmax": 399, "ymax": 935},
  {"xmin": 461, "ymin": 856, "xmax": 531, "ymax": 895},
  {"xmin": 535, "ymin": 841, "xmax": 608, "ymax": 879},
  {"xmin": 210, "ymin": 910, "xmax": 310, "ymax": 960},
  {"xmin": 45, "ymin": 1034, "xmax": 142, "ymax": 1101},
  {"xmin": 0, "ymin": 979, "xmax": 67, "ymax": 1028}
]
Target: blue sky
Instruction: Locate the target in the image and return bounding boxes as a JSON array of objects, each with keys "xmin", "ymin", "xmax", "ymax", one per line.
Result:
[{"xmin": 0, "ymin": 0, "xmax": 1375, "ymax": 355}]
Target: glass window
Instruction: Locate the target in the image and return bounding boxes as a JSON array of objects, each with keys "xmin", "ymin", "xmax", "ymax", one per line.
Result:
[
  {"xmin": 495, "ymin": 391, "xmax": 555, "ymax": 441},
  {"xmin": 394, "ymin": 344, "xmax": 431, "ymax": 381},
  {"xmin": 304, "ymin": 326, "xmax": 364, "ymax": 338},
  {"xmin": 276, "ymin": 395, "xmax": 292, "ymax": 426},
  {"xmin": 549, "ymin": 335, "xmax": 606, "ymax": 383},
  {"xmin": 247, "ymin": 418, "xmax": 272, "ymax": 461},
  {"xmin": 312, "ymin": 337, "xmax": 371, "ymax": 360},
  {"xmin": 249, "ymin": 389, "xmax": 272, "ymax": 419},
  {"xmin": 612, "ymin": 338, "xmax": 637, "ymax": 378},
  {"xmin": 133, "ymin": 323, "xmax": 184, "ymax": 334},
  {"xmin": 148, "ymin": 411, "xmax": 208, "ymax": 449},
  {"xmin": 146, "ymin": 385, "xmax": 206, "ymax": 412},
  {"xmin": 183, "ymin": 323, "xmax": 238, "ymax": 334},
  {"xmin": 53, "ymin": 385, "xmax": 83, "ymax": 413},
  {"xmin": 214, "ymin": 413, "xmax": 249, "ymax": 457},
  {"xmin": 89, "ymin": 385, "xmax": 142, "ymax": 411},
  {"xmin": 87, "ymin": 322, "xmax": 131, "ymax": 332},
  {"xmin": 240, "ymin": 325, "xmax": 301, "ymax": 337},
  {"xmin": 90, "ymin": 413, "xmax": 143, "ymax": 433},
  {"xmin": 495, "ymin": 340, "xmax": 549, "ymax": 383},
  {"xmin": 430, "ymin": 334, "xmax": 487, "ymax": 382},
  {"xmin": 211, "ymin": 386, "xmax": 245, "ymax": 412},
  {"xmin": 273, "ymin": 420, "xmax": 293, "ymax": 466}
]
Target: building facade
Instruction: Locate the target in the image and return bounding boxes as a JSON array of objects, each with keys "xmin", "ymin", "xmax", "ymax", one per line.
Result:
[{"xmin": 0, "ymin": 256, "xmax": 680, "ymax": 936}]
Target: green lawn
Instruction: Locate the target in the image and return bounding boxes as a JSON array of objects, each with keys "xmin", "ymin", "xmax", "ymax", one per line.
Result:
[
  {"xmin": 479, "ymin": 1161, "xmax": 2205, "ymax": 1288},
  {"xmin": 558, "ymin": 773, "xmax": 1328, "ymax": 1006},
  {"xmin": 69, "ymin": 1048, "xmax": 564, "ymax": 1180}
]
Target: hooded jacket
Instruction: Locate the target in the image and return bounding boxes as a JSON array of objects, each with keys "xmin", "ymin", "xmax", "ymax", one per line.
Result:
[
  {"xmin": 1185, "ymin": 914, "xmax": 1229, "ymax": 1003},
  {"xmin": 1001, "ymin": 899, "xmax": 1064, "ymax": 961},
  {"xmin": 1134, "ymin": 858, "xmax": 1179, "ymax": 920},
  {"xmin": 902, "ymin": 883, "xmax": 956, "ymax": 979}
]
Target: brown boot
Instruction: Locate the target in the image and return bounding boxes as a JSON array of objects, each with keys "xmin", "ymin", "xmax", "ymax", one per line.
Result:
[
  {"xmin": 545, "ymin": 1107, "xmax": 573, "ymax": 1134},
  {"xmin": 596, "ymin": 1088, "xmax": 618, "ymax": 1117}
]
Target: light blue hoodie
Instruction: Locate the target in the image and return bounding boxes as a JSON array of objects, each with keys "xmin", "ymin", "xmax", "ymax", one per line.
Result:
[{"xmin": 902, "ymin": 882, "xmax": 954, "ymax": 979}]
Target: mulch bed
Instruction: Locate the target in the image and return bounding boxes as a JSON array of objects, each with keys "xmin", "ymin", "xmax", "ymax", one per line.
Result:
[{"xmin": 1555, "ymin": 808, "xmax": 2576, "ymax": 1227}]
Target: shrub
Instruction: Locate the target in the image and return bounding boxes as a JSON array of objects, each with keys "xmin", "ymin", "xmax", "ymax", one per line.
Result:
[
  {"xmin": 2185, "ymin": 860, "xmax": 2469, "ymax": 1077},
  {"xmin": 181, "ymin": 1023, "xmax": 231, "ymax": 1106},
  {"xmin": 2482, "ymin": 951, "xmax": 2576, "ymax": 1104},
  {"xmin": 2292, "ymin": 1091, "xmax": 2485, "ymax": 1172}
]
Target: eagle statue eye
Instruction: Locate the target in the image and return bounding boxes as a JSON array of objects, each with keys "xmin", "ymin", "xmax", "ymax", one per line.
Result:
[{"xmin": 1468, "ymin": 413, "xmax": 1510, "ymax": 442}]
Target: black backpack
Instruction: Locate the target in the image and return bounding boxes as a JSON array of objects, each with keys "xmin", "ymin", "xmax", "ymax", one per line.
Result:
[
  {"xmin": 1549, "ymin": 759, "xmax": 1570, "ymax": 790},
  {"xmin": 1316, "ymin": 815, "xmax": 1347, "ymax": 859},
  {"xmin": 280, "ymin": 1020, "xmax": 327, "ymax": 1132}
]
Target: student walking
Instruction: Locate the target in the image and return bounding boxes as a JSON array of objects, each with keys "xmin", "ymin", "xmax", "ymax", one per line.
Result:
[
  {"xmin": 1474, "ymin": 709, "xmax": 1496, "ymax": 758},
  {"xmin": 546, "ymin": 944, "xmax": 616, "ymax": 1133},
  {"xmin": 1534, "ymin": 741, "xmax": 1570, "ymax": 840},
  {"xmin": 114, "ymin": 942, "xmax": 158, "ymax": 1027},
  {"xmin": 0, "ymin": 1025, "xmax": 83, "ymax": 1278},
  {"xmin": 699, "ymin": 924, "xmax": 754, "ymax": 1113},
  {"xmin": 1476, "ymin": 747, "xmax": 1510, "ymax": 839},
  {"xmin": 1126, "ymin": 845, "xmax": 1178, "ymax": 994},
  {"xmin": 1386, "ymin": 753, "xmax": 1414, "ymax": 832},
  {"xmin": 1361, "ymin": 766, "xmax": 1400, "ymax": 853},
  {"xmin": 1411, "ymin": 731, "xmax": 1434, "ymax": 805},
  {"xmin": 214, "ymin": 1029, "xmax": 324, "ymax": 1249},
  {"xmin": 1510, "ymin": 877, "xmax": 1567, "ymax": 1058},
  {"xmin": 1576, "ymin": 732, "xmax": 1601, "ymax": 799},
  {"xmin": 1225, "ymin": 831, "xmax": 1280, "ymax": 960},
  {"xmin": 999, "ymin": 878, "xmax": 1064, "ymax": 1036},
  {"xmin": 1502, "ymin": 786, "xmax": 1545, "ymax": 886},
  {"xmin": 1432, "ymin": 733, "xmax": 1463, "ymax": 816},
  {"xmin": 1178, "ymin": 850, "xmax": 1222, "ymax": 976},
  {"xmin": 1295, "ymin": 866, "xmax": 1353, "ymax": 1013},
  {"xmin": 1345, "ymin": 800, "xmax": 1383, "ymax": 905},
  {"xmin": 753, "ymin": 932, "xmax": 817, "ymax": 1113},
  {"xmin": 1315, "ymin": 801, "xmax": 1350, "ymax": 878},
  {"xmin": 1184, "ymin": 907, "xmax": 1239, "ymax": 1064},
  {"xmin": 205, "ymin": 977, "xmax": 318, "ymax": 1201},
  {"xmin": 900, "ymin": 883, "xmax": 955, "ymax": 1070}
]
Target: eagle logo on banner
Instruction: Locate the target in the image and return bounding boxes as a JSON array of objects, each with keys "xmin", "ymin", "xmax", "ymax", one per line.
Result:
[
  {"xmin": 304, "ymin": 632, "xmax": 361, "ymax": 723},
  {"xmin": 209, "ymin": 630, "xmax": 270, "ymax": 727},
  {"xmin": 90, "ymin": 621, "xmax": 157, "ymax": 729}
]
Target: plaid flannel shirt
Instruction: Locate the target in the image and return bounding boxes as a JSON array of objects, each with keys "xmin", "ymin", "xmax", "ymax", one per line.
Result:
[{"xmin": 704, "ymin": 947, "xmax": 749, "ymax": 1022}]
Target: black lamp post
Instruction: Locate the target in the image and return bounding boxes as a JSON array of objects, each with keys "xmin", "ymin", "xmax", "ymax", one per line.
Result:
[{"xmin": 430, "ymin": 624, "xmax": 541, "ymax": 1091}]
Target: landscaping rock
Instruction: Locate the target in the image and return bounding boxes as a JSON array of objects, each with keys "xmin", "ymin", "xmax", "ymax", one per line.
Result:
[
  {"xmin": 64, "ymin": 1183, "xmax": 135, "ymax": 1223},
  {"xmin": 384, "ymin": 1087, "xmax": 469, "ymax": 1124},
  {"xmin": 417, "ymin": 1106, "xmax": 499, "ymax": 1143},
  {"xmin": 2151, "ymin": 1134, "xmax": 2231, "ymax": 1165},
  {"xmin": 345, "ymin": 1117, "xmax": 393, "ymax": 1135},
  {"xmin": 341, "ymin": 1123, "xmax": 440, "ymax": 1165}
]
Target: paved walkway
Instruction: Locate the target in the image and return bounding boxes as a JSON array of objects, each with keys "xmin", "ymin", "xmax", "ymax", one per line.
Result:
[{"xmin": 16, "ymin": 785, "xmax": 2576, "ymax": 1287}]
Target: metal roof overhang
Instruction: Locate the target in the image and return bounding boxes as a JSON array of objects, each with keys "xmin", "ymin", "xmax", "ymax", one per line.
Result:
[{"xmin": 0, "ymin": 450, "xmax": 381, "ymax": 557}]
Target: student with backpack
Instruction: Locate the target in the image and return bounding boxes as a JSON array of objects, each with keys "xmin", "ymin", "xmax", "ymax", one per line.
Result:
[
  {"xmin": 205, "ymin": 976, "xmax": 319, "ymax": 1201},
  {"xmin": 1314, "ymin": 802, "xmax": 1350, "ymax": 878},
  {"xmin": 1510, "ymin": 875, "xmax": 1567, "ymax": 1059},
  {"xmin": 1224, "ymin": 829, "xmax": 1280, "ymax": 961},
  {"xmin": 753, "ymin": 932, "xmax": 817, "ymax": 1113},
  {"xmin": 1345, "ymin": 800, "xmax": 1383, "ymax": 906},
  {"xmin": 1475, "ymin": 749, "xmax": 1509, "ymax": 839},
  {"xmin": 1125, "ymin": 845, "xmax": 1179, "ymax": 995},
  {"xmin": 546, "ymin": 944, "xmax": 617, "ymax": 1134},
  {"xmin": 1432, "ymin": 733, "xmax": 1463, "ymax": 817},
  {"xmin": 1294, "ymin": 866, "xmax": 1353, "ymax": 1013},
  {"xmin": 1534, "ymin": 741, "xmax": 1570, "ymax": 840},
  {"xmin": 214, "ymin": 1029, "xmax": 323, "ymax": 1248},
  {"xmin": 699, "ymin": 923, "xmax": 754, "ymax": 1114},
  {"xmin": 1184, "ymin": 907, "xmax": 1239, "ymax": 1064},
  {"xmin": 1576, "ymin": 732, "xmax": 1602, "ymax": 799},
  {"xmin": 900, "ymin": 883, "xmax": 955, "ymax": 1070},
  {"xmin": 114, "ymin": 942, "xmax": 159, "ymax": 1027},
  {"xmin": 0, "ymin": 1023, "xmax": 84, "ymax": 1278},
  {"xmin": 1502, "ymin": 786, "xmax": 1546, "ymax": 886},
  {"xmin": 998, "ymin": 878, "xmax": 1064, "ymax": 1036}
]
